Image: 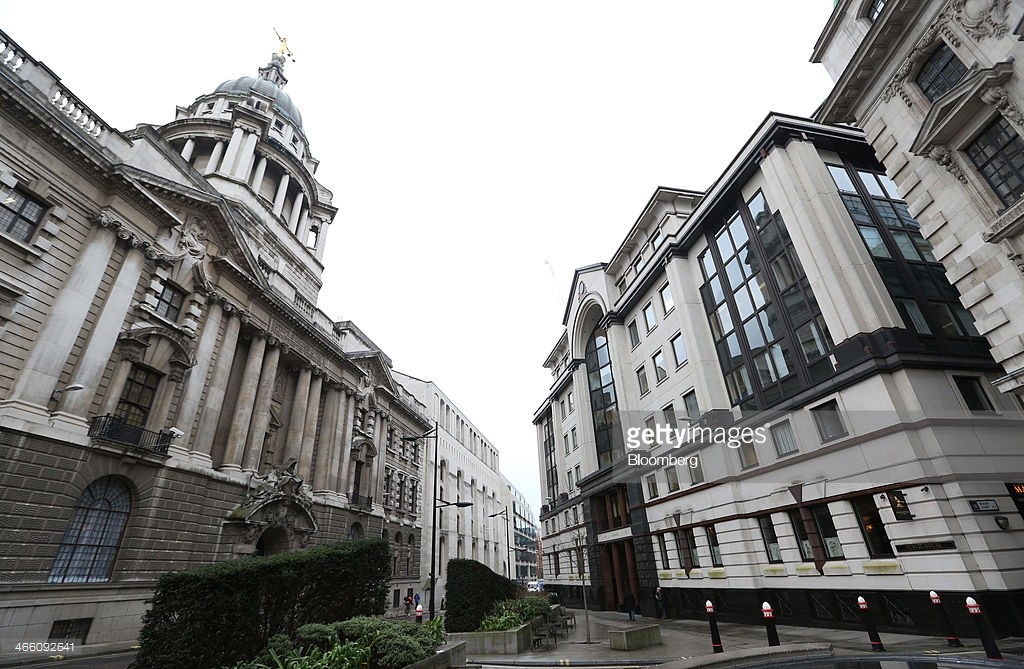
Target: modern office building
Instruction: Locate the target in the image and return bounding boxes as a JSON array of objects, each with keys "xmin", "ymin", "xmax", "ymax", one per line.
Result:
[
  {"xmin": 534, "ymin": 112, "xmax": 1024, "ymax": 636},
  {"xmin": 393, "ymin": 372, "xmax": 512, "ymax": 606},
  {"xmin": 505, "ymin": 478, "xmax": 540, "ymax": 582},
  {"xmin": 812, "ymin": 0, "xmax": 1024, "ymax": 400},
  {"xmin": 0, "ymin": 30, "xmax": 427, "ymax": 646}
]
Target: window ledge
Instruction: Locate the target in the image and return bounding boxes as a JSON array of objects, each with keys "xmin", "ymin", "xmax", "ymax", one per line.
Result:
[
  {"xmin": 0, "ymin": 230, "xmax": 45, "ymax": 262},
  {"xmin": 822, "ymin": 561, "xmax": 852, "ymax": 576},
  {"xmin": 708, "ymin": 567, "xmax": 727, "ymax": 579},
  {"xmin": 796, "ymin": 563, "xmax": 820, "ymax": 576},
  {"xmin": 688, "ymin": 568, "xmax": 703, "ymax": 579},
  {"xmin": 863, "ymin": 559, "xmax": 903, "ymax": 575},
  {"xmin": 762, "ymin": 565, "xmax": 788, "ymax": 577},
  {"xmin": 985, "ymin": 195, "xmax": 1024, "ymax": 243}
]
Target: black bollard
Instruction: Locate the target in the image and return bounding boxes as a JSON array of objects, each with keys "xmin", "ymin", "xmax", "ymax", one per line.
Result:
[
  {"xmin": 857, "ymin": 596, "xmax": 886, "ymax": 652},
  {"xmin": 928, "ymin": 591, "xmax": 962, "ymax": 648},
  {"xmin": 966, "ymin": 597, "xmax": 1002, "ymax": 660},
  {"xmin": 705, "ymin": 600, "xmax": 724, "ymax": 653},
  {"xmin": 762, "ymin": 601, "xmax": 780, "ymax": 647}
]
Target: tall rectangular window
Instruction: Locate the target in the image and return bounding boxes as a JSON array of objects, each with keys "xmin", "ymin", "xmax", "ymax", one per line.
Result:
[
  {"xmin": 689, "ymin": 457, "xmax": 704, "ymax": 485},
  {"xmin": 706, "ymin": 525, "xmax": 723, "ymax": 567},
  {"xmin": 671, "ymin": 334, "xmax": 688, "ymax": 367},
  {"xmin": 659, "ymin": 283, "xmax": 674, "ymax": 313},
  {"xmin": 953, "ymin": 375, "xmax": 995, "ymax": 412},
  {"xmin": 811, "ymin": 504, "xmax": 845, "ymax": 559},
  {"xmin": 811, "ymin": 399, "xmax": 848, "ymax": 442},
  {"xmin": 737, "ymin": 437, "xmax": 759, "ymax": 469},
  {"xmin": 571, "ymin": 427, "xmax": 578, "ymax": 450},
  {"xmin": 759, "ymin": 515, "xmax": 782, "ymax": 563},
  {"xmin": 636, "ymin": 365, "xmax": 650, "ymax": 395},
  {"xmin": 851, "ymin": 496, "xmax": 894, "ymax": 557},
  {"xmin": 115, "ymin": 365, "xmax": 161, "ymax": 429},
  {"xmin": 567, "ymin": 390, "xmax": 574, "ymax": 413},
  {"xmin": 682, "ymin": 527, "xmax": 700, "ymax": 568},
  {"xmin": 563, "ymin": 433, "xmax": 570, "ymax": 455},
  {"xmin": 643, "ymin": 302, "xmax": 657, "ymax": 332},
  {"xmin": 662, "ymin": 403, "xmax": 678, "ymax": 432},
  {"xmin": 915, "ymin": 42, "xmax": 968, "ymax": 102},
  {"xmin": 966, "ymin": 115, "xmax": 1024, "ymax": 208},
  {"xmin": 682, "ymin": 390, "xmax": 700, "ymax": 422},
  {"xmin": 0, "ymin": 186, "xmax": 45, "ymax": 243},
  {"xmin": 628, "ymin": 319, "xmax": 641, "ymax": 347},
  {"xmin": 788, "ymin": 510, "xmax": 814, "ymax": 561},
  {"xmin": 657, "ymin": 534, "xmax": 670, "ymax": 569},
  {"xmin": 646, "ymin": 473, "xmax": 660, "ymax": 499},
  {"xmin": 652, "ymin": 350, "xmax": 668, "ymax": 383},
  {"xmin": 665, "ymin": 466, "xmax": 680, "ymax": 493},
  {"xmin": 771, "ymin": 420, "xmax": 798, "ymax": 457}
]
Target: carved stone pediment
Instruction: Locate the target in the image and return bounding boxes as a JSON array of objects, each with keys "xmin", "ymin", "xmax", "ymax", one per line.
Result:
[
  {"xmin": 910, "ymin": 60, "xmax": 1014, "ymax": 155},
  {"xmin": 226, "ymin": 459, "xmax": 318, "ymax": 551}
]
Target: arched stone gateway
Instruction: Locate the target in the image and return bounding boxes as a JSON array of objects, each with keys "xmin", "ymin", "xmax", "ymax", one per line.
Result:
[{"xmin": 225, "ymin": 459, "xmax": 318, "ymax": 556}]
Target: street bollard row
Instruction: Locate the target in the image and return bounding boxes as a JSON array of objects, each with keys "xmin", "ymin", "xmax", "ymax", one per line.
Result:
[{"xmin": 699, "ymin": 592, "xmax": 1003, "ymax": 658}]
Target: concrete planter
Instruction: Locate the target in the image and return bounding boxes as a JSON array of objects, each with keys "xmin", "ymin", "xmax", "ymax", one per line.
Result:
[
  {"xmin": 448, "ymin": 615, "xmax": 546, "ymax": 655},
  {"xmin": 405, "ymin": 640, "xmax": 468, "ymax": 669}
]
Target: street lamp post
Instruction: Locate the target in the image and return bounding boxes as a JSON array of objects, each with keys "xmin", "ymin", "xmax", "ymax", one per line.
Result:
[
  {"xmin": 403, "ymin": 422, "xmax": 472, "ymax": 621},
  {"xmin": 488, "ymin": 506, "xmax": 513, "ymax": 579}
]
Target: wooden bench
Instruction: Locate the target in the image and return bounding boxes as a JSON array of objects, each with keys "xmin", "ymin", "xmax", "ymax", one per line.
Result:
[{"xmin": 609, "ymin": 623, "xmax": 662, "ymax": 651}]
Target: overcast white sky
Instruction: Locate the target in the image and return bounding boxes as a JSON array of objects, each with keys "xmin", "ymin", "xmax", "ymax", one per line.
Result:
[{"xmin": 3, "ymin": 2, "xmax": 838, "ymax": 514}]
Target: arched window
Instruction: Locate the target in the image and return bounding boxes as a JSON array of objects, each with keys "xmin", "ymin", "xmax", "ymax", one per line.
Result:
[
  {"xmin": 586, "ymin": 324, "xmax": 621, "ymax": 468},
  {"xmin": 48, "ymin": 476, "xmax": 131, "ymax": 583},
  {"xmin": 347, "ymin": 522, "xmax": 364, "ymax": 540}
]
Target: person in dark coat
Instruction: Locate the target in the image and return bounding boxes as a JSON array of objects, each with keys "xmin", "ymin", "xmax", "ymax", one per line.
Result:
[
  {"xmin": 655, "ymin": 586, "xmax": 665, "ymax": 619},
  {"xmin": 624, "ymin": 591, "xmax": 636, "ymax": 621}
]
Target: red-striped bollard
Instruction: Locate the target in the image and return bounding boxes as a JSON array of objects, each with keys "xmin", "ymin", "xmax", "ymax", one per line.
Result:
[
  {"xmin": 966, "ymin": 597, "xmax": 1002, "ymax": 659},
  {"xmin": 762, "ymin": 601, "xmax": 780, "ymax": 646},
  {"xmin": 928, "ymin": 591, "xmax": 962, "ymax": 647},
  {"xmin": 857, "ymin": 596, "xmax": 886, "ymax": 652},
  {"xmin": 705, "ymin": 600, "xmax": 724, "ymax": 653}
]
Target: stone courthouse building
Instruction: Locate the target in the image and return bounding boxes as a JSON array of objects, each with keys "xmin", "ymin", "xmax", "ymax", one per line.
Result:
[
  {"xmin": 0, "ymin": 29, "xmax": 427, "ymax": 646},
  {"xmin": 812, "ymin": 0, "xmax": 1024, "ymax": 400}
]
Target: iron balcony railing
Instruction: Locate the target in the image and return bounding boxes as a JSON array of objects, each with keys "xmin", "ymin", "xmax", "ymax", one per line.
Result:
[
  {"xmin": 88, "ymin": 414, "xmax": 172, "ymax": 456},
  {"xmin": 349, "ymin": 492, "xmax": 373, "ymax": 509}
]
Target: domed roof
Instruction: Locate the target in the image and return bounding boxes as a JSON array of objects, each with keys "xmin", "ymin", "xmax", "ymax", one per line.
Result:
[{"xmin": 214, "ymin": 54, "xmax": 303, "ymax": 129}]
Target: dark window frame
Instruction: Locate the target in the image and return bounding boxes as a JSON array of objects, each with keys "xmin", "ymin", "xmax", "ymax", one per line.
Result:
[
  {"xmin": 0, "ymin": 185, "xmax": 46, "ymax": 243},
  {"xmin": 48, "ymin": 476, "xmax": 132, "ymax": 584}
]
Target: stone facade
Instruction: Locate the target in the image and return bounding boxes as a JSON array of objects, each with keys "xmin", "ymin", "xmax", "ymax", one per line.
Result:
[
  {"xmin": 393, "ymin": 372, "xmax": 512, "ymax": 612},
  {"xmin": 812, "ymin": 0, "xmax": 1024, "ymax": 399},
  {"xmin": 0, "ymin": 29, "xmax": 426, "ymax": 648},
  {"xmin": 534, "ymin": 114, "xmax": 1024, "ymax": 636}
]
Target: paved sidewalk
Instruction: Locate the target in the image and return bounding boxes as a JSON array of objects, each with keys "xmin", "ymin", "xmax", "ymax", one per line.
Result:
[{"xmin": 468, "ymin": 608, "xmax": 1024, "ymax": 666}]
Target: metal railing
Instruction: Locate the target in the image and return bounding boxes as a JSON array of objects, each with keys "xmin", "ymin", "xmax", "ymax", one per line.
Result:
[
  {"xmin": 349, "ymin": 492, "xmax": 373, "ymax": 509},
  {"xmin": 88, "ymin": 414, "xmax": 172, "ymax": 456}
]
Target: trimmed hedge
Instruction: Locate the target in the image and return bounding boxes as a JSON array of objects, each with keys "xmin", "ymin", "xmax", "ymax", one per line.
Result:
[
  {"xmin": 444, "ymin": 558, "xmax": 516, "ymax": 632},
  {"xmin": 478, "ymin": 596, "xmax": 552, "ymax": 631},
  {"xmin": 130, "ymin": 540, "xmax": 390, "ymax": 669}
]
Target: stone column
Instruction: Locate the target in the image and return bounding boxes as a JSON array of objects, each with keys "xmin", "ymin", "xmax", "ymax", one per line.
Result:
[
  {"xmin": 313, "ymin": 219, "xmax": 329, "ymax": 259},
  {"xmin": 284, "ymin": 365, "xmax": 313, "ymax": 463},
  {"xmin": 249, "ymin": 155, "xmax": 268, "ymax": 192},
  {"xmin": 336, "ymin": 391, "xmax": 356, "ymax": 494},
  {"xmin": 98, "ymin": 355, "xmax": 135, "ymax": 416},
  {"xmin": 180, "ymin": 138, "xmax": 195, "ymax": 163},
  {"xmin": 297, "ymin": 372, "xmax": 323, "ymax": 479},
  {"xmin": 272, "ymin": 173, "xmax": 291, "ymax": 216},
  {"xmin": 234, "ymin": 132, "xmax": 259, "ymax": 181},
  {"xmin": 295, "ymin": 206, "xmax": 309, "ymax": 238},
  {"xmin": 192, "ymin": 308, "xmax": 241, "ymax": 456},
  {"xmin": 146, "ymin": 363, "xmax": 187, "ymax": 433},
  {"xmin": 204, "ymin": 140, "xmax": 225, "ymax": 176},
  {"xmin": 60, "ymin": 244, "xmax": 147, "ymax": 416},
  {"xmin": 221, "ymin": 331, "xmax": 266, "ymax": 470},
  {"xmin": 174, "ymin": 299, "xmax": 224, "ymax": 449},
  {"xmin": 219, "ymin": 126, "xmax": 245, "ymax": 176},
  {"xmin": 10, "ymin": 220, "xmax": 118, "ymax": 407},
  {"xmin": 287, "ymin": 192, "xmax": 305, "ymax": 232},
  {"xmin": 242, "ymin": 340, "xmax": 282, "ymax": 471},
  {"xmin": 313, "ymin": 383, "xmax": 341, "ymax": 491}
]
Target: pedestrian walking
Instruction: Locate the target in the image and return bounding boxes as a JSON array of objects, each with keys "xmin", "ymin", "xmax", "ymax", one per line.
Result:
[
  {"xmin": 624, "ymin": 591, "xmax": 636, "ymax": 622},
  {"xmin": 414, "ymin": 592, "xmax": 421, "ymax": 607},
  {"xmin": 655, "ymin": 587, "xmax": 665, "ymax": 619},
  {"xmin": 404, "ymin": 595, "xmax": 412, "ymax": 616}
]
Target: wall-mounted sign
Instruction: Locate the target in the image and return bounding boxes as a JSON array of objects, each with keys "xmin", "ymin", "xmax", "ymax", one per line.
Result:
[
  {"xmin": 887, "ymin": 491, "xmax": 913, "ymax": 520},
  {"xmin": 895, "ymin": 540, "xmax": 956, "ymax": 553},
  {"xmin": 969, "ymin": 499, "xmax": 1000, "ymax": 512}
]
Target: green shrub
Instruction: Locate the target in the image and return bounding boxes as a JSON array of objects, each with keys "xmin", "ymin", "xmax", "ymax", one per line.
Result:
[
  {"xmin": 478, "ymin": 596, "xmax": 552, "ymax": 631},
  {"xmin": 444, "ymin": 558, "xmax": 516, "ymax": 632},
  {"xmin": 130, "ymin": 540, "xmax": 390, "ymax": 669},
  {"xmin": 294, "ymin": 623, "xmax": 337, "ymax": 652}
]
